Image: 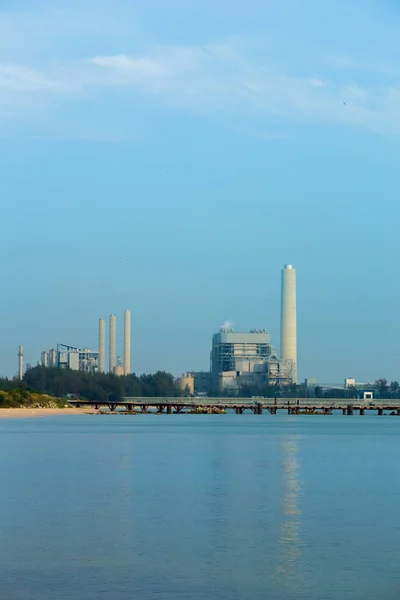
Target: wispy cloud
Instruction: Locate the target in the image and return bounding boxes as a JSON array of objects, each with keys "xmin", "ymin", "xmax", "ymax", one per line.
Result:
[
  {"xmin": 1, "ymin": 2, "xmax": 400, "ymax": 140},
  {"xmin": 82, "ymin": 45, "xmax": 394, "ymax": 135},
  {"xmin": 90, "ymin": 55, "xmax": 165, "ymax": 75}
]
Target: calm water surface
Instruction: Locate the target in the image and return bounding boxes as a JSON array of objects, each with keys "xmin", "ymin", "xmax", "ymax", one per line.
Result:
[{"xmin": 1, "ymin": 414, "xmax": 400, "ymax": 600}]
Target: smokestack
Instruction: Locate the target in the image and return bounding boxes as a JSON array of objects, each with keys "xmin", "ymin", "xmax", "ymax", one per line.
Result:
[
  {"xmin": 124, "ymin": 310, "xmax": 131, "ymax": 375},
  {"xmin": 18, "ymin": 345, "xmax": 24, "ymax": 380},
  {"xmin": 280, "ymin": 264, "xmax": 297, "ymax": 383},
  {"xmin": 99, "ymin": 319, "xmax": 106, "ymax": 372},
  {"xmin": 109, "ymin": 314, "xmax": 116, "ymax": 373}
]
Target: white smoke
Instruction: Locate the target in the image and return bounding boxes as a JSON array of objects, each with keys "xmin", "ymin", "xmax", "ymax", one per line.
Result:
[{"xmin": 221, "ymin": 320, "xmax": 233, "ymax": 330}]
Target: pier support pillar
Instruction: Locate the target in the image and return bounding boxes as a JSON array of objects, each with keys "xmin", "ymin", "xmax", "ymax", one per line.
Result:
[
  {"xmin": 397, "ymin": 409, "xmax": 400, "ymax": 416},
  {"xmin": 359, "ymin": 408, "xmax": 365, "ymax": 415},
  {"xmin": 167, "ymin": 405, "xmax": 172, "ymax": 414},
  {"xmin": 378, "ymin": 408, "xmax": 383, "ymax": 416},
  {"xmin": 257, "ymin": 403, "xmax": 263, "ymax": 415},
  {"xmin": 342, "ymin": 408, "xmax": 347, "ymax": 415},
  {"xmin": 347, "ymin": 405, "xmax": 354, "ymax": 415}
]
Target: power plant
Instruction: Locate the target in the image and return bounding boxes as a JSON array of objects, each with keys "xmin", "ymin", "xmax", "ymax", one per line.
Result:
[
  {"xmin": 182, "ymin": 263, "xmax": 298, "ymax": 396},
  {"xmin": 28, "ymin": 264, "xmax": 298, "ymax": 390},
  {"xmin": 210, "ymin": 328, "xmax": 293, "ymax": 395},
  {"xmin": 280, "ymin": 264, "xmax": 297, "ymax": 383},
  {"xmin": 38, "ymin": 310, "xmax": 132, "ymax": 376}
]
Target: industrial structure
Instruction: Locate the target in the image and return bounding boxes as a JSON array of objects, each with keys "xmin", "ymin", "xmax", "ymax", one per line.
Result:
[
  {"xmin": 124, "ymin": 310, "xmax": 131, "ymax": 375},
  {"xmin": 39, "ymin": 310, "xmax": 131, "ymax": 377},
  {"xmin": 177, "ymin": 264, "xmax": 298, "ymax": 396},
  {"xmin": 178, "ymin": 371, "xmax": 215, "ymax": 397},
  {"xmin": 109, "ymin": 314, "xmax": 116, "ymax": 374},
  {"xmin": 281, "ymin": 264, "xmax": 297, "ymax": 382},
  {"xmin": 210, "ymin": 328, "xmax": 293, "ymax": 395},
  {"xmin": 40, "ymin": 344, "xmax": 100, "ymax": 373},
  {"xmin": 99, "ymin": 318, "xmax": 106, "ymax": 373},
  {"xmin": 18, "ymin": 345, "xmax": 24, "ymax": 380}
]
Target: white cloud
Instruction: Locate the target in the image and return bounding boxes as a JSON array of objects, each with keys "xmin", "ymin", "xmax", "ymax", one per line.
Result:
[
  {"xmin": 0, "ymin": 36, "xmax": 399, "ymax": 139},
  {"xmin": 309, "ymin": 78, "xmax": 325, "ymax": 87},
  {"xmin": 90, "ymin": 54, "xmax": 165, "ymax": 75}
]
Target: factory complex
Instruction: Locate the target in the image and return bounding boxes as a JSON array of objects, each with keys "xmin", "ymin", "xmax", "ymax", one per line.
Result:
[
  {"xmin": 40, "ymin": 311, "xmax": 131, "ymax": 376},
  {"xmin": 178, "ymin": 264, "xmax": 297, "ymax": 396},
  {"xmin": 18, "ymin": 265, "xmax": 301, "ymax": 395}
]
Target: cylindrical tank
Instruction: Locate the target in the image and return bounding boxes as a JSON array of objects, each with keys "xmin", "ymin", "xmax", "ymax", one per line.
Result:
[
  {"xmin": 124, "ymin": 310, "xmax": 131, "ymax": 375},
  {"xmin": 109, "ymin": 314, "xmax": 116, "ymax": 373},
  {"xmin": 99, "ymin": 319, "xmax": 106, "ymax": 373},
  {"xmin": 280, "ymin": 264, "xmax": 297, "ymax": 382},
  {"xmin": 179, "ymin": 373, "xmax": 195, "ymax": 396}
]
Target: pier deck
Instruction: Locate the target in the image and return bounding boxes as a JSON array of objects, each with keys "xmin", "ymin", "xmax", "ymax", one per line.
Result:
[{"xmin": 68, "ymin": 398, "xmax": 400, "ymax": 416}]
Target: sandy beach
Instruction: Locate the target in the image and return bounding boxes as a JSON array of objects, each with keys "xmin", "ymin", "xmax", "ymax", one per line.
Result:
[{"xmin": 0, "ymin": 408, "xmax": 91, "ymax": 419}]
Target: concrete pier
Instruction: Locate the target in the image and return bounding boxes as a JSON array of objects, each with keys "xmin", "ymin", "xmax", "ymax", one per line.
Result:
[{"xmin": 68, "ymin": 398, "xmax": 400, "ymax": 417}]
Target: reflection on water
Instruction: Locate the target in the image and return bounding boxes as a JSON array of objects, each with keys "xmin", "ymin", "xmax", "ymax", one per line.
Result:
[{"xmin": 276, "ymin": 436, "xmax": 303, "ymax": 592}]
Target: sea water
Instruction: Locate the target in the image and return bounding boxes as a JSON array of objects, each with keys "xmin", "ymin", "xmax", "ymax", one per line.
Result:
[{"xmin": 1, "ymin": 413, "xmax": 399, "ymax": 600}]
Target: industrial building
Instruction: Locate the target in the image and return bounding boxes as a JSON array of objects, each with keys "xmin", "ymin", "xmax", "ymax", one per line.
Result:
[
  {"xmin": 196, "ymin": 263, "xmax": 298, "ymax": 395},
  {"xmin": 39, "ymin": 309, "xmax": 131, "ymax": 377},
  {"xmin": 41, "ymin": 344, "xmax": 100, "ymax": 373},
  {"xmin": 177, "ymin": 371, "xmax": 211, "ymax": 396},
  {"xmin": 210, "ymin": 328, "xmax": 293, "ymax": 395}
]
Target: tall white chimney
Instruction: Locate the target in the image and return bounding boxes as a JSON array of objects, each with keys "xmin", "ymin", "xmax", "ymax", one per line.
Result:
[
  {"xmin": 99, "ymin": 319, "xmax": 106, "ymax": 373},
  {"xmin": 280, "ymin": 264, "xmax": 297, "ymax": 383},
  {"xmin": 18, "ymin": 345, "xmax": 24, "ymax": 380},
  {"xmin": 124, "ymin": 310, "xmax": 131, "ymax": 375},
  {"xmin": 109, "ymin": 314, "xmax": 116, "ymax": 373}
]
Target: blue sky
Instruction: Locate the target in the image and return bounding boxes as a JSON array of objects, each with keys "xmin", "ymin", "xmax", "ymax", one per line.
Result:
[{"xmin": 1, "ymin": 0, "xmax": 400, "ymax": 382}]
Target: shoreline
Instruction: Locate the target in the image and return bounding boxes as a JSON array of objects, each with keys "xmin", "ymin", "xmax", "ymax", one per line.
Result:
[{"xmin": 0, "ymin": 408, "xmax": 92, "ymax": 419}]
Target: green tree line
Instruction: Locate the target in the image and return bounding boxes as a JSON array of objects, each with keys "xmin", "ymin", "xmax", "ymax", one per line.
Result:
[{"xmin": 0, "ymin": 366, "xmax": 180, "ymax": 402}]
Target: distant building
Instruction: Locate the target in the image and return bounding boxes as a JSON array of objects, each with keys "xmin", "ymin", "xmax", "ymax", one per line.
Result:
[
  {"xmin": 193, "ymin": 372, "xmax": 211, "ymax": 396},
  {"xmin": 40, "ymin": 344, "xmax": 99, "ymax": 374},
  {"xmin": 41, "ymin": 351, "xmax": 49, "ymax": 368},
  {"xmin": 178, "ymin": 373, "xmax": 195, "ymax": 395},
  {"xmin": 48, "ymin": 349, "xmax": 58, "ymax": 367},
  {"xmin": 344, "ymin": 378, "xmax": 356, "ymax": 388},
  {"xmin": 211, "ymin": 328, "xmax": 293, "ymax": 395}
]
